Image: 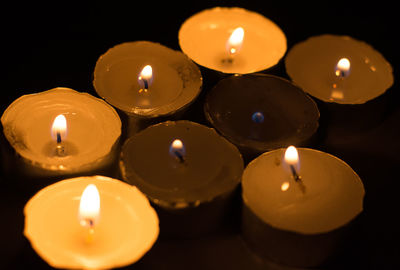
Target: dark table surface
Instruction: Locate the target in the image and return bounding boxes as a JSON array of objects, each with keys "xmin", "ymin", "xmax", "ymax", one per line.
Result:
[{"xmin": 1, "ymin": 1, "xmax": 399, "ymax": 269}]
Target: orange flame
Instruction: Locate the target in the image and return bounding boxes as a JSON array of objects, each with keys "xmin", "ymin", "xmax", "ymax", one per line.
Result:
[
  {"xmin": 51, "ymin": 114, "xmax": 67, "ymax": 141},
  {"xmin": 79, "ymin": 184, "xmax": 100, "ymax": 228},
  {"xmin": 226, "ymin": 27, "xmax": 244, "ymax": 56}
]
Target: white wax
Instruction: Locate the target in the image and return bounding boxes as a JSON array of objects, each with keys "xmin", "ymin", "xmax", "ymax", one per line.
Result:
[
  {"xmin": 1, "ymin": 88, "xmax": 121, "ymax": 174},
  {"xmin": 179, "ymin": 7, "xmax": 287, "ymax": 74},
  {"xmin": 24, "ymin": 176, "xmax": 159, "ymax": 269},
  {"xmin": 242, "ymin": 148, "xmax": 364, "ymax": 234}
]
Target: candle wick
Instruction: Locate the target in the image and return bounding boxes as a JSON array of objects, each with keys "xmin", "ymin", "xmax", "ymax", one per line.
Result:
[
  {"xmin": 85, "ymin": 219, "xmax": 95, "ymax": 244},
  {"xmin": 138, "ymin": 76, "xmax": 149, "ymax": 92},
  {"xmin": 222, "ymin": 56, "xmax": 234, "ymax": 64},
  {"xmin": 332, "ymin": 70, "xmax": 346, "ymax": 90},
  {"xmin": 336, "ymin": 70, "xmax": 345, "ymax": 78},
  {"xmin": 222, "ymin": 49, "xmax": 236, "ymax": 64},
  {"xmin": 289, "ymin": 165, "xmax": 300, "ymax": 181},
  {"xmin": 55, "ymin": 132, "xmax": 66, "ymax": 157},
  {"xmin": 143, "ymin": 79, "xmax": 149, "ymax": 90},
  {"xmin": 290, "ymin": 165, "xmax": 306, "ymax": 194},
  {"xmin": 139, "ymin": 77, "xmax": 149, "ymax": 91},
  {"xmin": 174, "ymin": 151, "xmax": 186, "ymax": 163},
  {"xmin": 56, "ymin": 132, "xmax": 62, "ymax": 144}
]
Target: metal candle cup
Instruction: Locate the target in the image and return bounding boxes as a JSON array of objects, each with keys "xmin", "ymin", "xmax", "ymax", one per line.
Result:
[
  {"xmin": 120, "ymin": 120, "xmax": 244, "ymax": 238},
  {"xmin": 1, "ymin": 88, "xmax": 121, "ymax": 187},
  {"xmin": 285, "ymin": 34, "xmax": 394, "ymax": 144},
  {"xmin": 241, "ymin": 147, "xmax": 365, "ymax": 267}
]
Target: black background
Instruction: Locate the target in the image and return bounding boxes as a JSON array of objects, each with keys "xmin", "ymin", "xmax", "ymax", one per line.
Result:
[{"xmin": 1, "ymin": 1, "xmax": 399, "ymax": 269}]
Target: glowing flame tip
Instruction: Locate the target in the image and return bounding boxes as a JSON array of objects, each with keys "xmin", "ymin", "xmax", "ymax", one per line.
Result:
[
  {"xmin": 172, "ymin": 139, "xmax": 183, "ymax": 149},
  {"xmin": 226, "ymin": 27, "xmax": 244, "ymax": 56},
  {"xmin": 335, "ymin": 58, "xmax": 351, "ymax": 77},
  {"xmin": 51, "ymin": 114, "xmax": 67, "ymax": 141},
  {"xmin": 284, "ymin": 146, "xmax": 299, "ymax": 166},
  {"xmin": 140, "ymin": 65, "xmax": 152, "ymax": 80},
  {"xmin": 79, "ymin": 184, "xmax": 100, "ymax": 227}
]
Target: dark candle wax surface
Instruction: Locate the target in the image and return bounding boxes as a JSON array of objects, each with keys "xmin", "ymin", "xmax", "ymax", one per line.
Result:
[
  {"xmin": 120, "ymin": 120, "xmax": 243, "ymax": 208},
  {"xmin": 204, "ymin": 74, "xmax": 319, "ymax": 158}
]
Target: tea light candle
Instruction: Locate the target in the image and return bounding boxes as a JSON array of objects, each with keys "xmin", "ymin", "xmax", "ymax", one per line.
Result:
[
  {"xmin": 285, "ymin": 34, "xmax": 393, "ymax": 104},
  {"xmin": 204, "ymin": 74, "xmax": 319, "ymax": 161},
  {"xmin": 241, "ymin": 146, "xmax": 365, "ymax": 267},
  {"xmin": 285, "ymin": 34, "xmax": 394, "ymax": 141},
  {"xmin": 178, "ymin": 7, "xmax": 287, "ymax": 74},
  {"xmin": 24, "ymin": 175, "xmax": 159, "ymax": 269},
  {"xmin": 120, "ymin": 120, "xmax": 244, "ymax": 237},
  {"xmin": 93, "ymin": 41, "xmax": 202, "ymax": 136},
  {"xmin": 0, "ymin": 87, "xmax": 121, "ymax": 182}
]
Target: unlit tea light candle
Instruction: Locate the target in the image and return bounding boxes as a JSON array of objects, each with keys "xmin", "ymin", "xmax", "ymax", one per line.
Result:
[
  {"xmin": 204, "ymin": 74, "xmax": 319, "ymax": 160},
  {"xmin": 179, "ymin": 7, "xmax": 287, "ymax": 74},
  {"xmin": 241, "ymin": 146, "xmax": 365, "ymax": 267},
  {"xmin": 24, "ymin": 175, "xmax": 159, "ymax": 269},
  {"xmin": 1, "ymin": 88, "xmax": 121, "ymax": 180},
  {"xmin": 93, "ymin": 41, "xmax": 202, "ymax": 135}
]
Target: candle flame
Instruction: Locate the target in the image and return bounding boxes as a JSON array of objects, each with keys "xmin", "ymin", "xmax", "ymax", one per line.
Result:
[
  {"xmin": 226, "ymin": 27, "xmax": 244, "ymax": 56},
  {"xmin": 284, "ymin": 146, "xmax": 305, "ymax": 193},
  {"xmin": 171, "ymin": 139, "xmax": 183, "ymax": 150},
  {"xmin": 138, "ymin": 65, "xmax": 153, "ymax": 91},
  {"xmin": 284, "ymin": 146, "xmax": 299, "ymax": 166},
  {"xmin": 169, "ymin": 139, "xmax": 186, "ymax": 162},
  {"xmin": 335, "ymin": 58, "xmax": 351, "ymax": 77},
  {"xmin": 51, "ymin": 114, "xmax": 67, "ymax": 141},
  {"xmin": 139, "ymin": 65, "xmax": 152, "ymax": 80},
  {"xmin": 79, "ymin": 184, "xmax": 100, "ymax": 228}
]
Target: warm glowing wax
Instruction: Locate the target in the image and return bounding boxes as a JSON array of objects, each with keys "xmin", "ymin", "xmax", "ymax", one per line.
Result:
[
  {"xmin": 241, "ymin": 147, "xmax": 365, "ymax": 267},
  {"xmin": 24, "ymin": 176, "xmax": 159, "ymax": 269},
  {"xmin": 1, "ymin": 88, "xmax": 121, "ymax": 177},
  {"xmin": 179, "ymin": 7, "xmax": 287, "ymax": 74}
]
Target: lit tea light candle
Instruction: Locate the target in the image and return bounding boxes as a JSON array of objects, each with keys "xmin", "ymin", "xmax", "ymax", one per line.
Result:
[
  {"xmin": 241, "ymin": 147, "xmax": 365, "ymax": 267},
  {"xmin": 179, "ymin": 7, "xmax": 287, "ymax": 74},
  {"xmin": 120, "ymin": 120, "xmax": 244, "ymax": 237},
  {"xmin": 286, "ymin": 34, "xmax": 394, "ymax": 142},
  {"xmin": 204, "ymin": 74, "xmax": 319, "ymax": 161},
  {"xmin": 285, "ymin": 35, "xmax": 393, "ymax": 105},
  {"xmin": 93, "ymin": 41, "xmax": 202, "ymax": 136},
  {"xmin": 0, "ymin": 87, "xmax": 121, "ymax": 182},
  {"xmin": 24, "ymin": 175, "xmax": 159, "ymax": 269}
]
